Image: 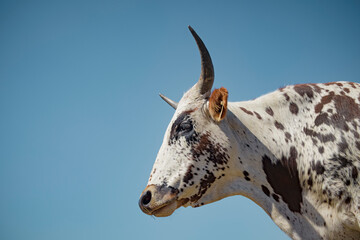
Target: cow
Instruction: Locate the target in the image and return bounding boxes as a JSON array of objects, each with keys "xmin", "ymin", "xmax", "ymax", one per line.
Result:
[{"xmin": 138, "ymin": 26, "xmax": 360, "ymax": 240}]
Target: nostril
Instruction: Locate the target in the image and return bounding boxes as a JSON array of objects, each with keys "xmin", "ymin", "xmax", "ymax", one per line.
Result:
[{"xmin": 141, "ymin": 190, "xmax": 152, "ymax": 206}]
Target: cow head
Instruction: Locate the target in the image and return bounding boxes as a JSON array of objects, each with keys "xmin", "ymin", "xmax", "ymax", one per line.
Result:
[{"xmin": 139, "ymin": 27, "xmax": 241, "ymax": 217}]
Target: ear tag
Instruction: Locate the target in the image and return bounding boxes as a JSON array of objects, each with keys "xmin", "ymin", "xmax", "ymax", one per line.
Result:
[
  {"xmin": 209, "ymin": 87, "xmax": 228, "ymax": 122},
  {"xmin": 218, "ymin": 101, "xmax": 224, "ymax": 122}
]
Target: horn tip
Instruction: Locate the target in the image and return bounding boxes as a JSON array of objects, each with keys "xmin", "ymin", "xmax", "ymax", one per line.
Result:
[
  {"xmin": 159, "ymin": 93, "xmax": 168, "ymax": 102},
  {"xmin": 188, "ymin": 25, "xmax": 196, "ymax": 35}
]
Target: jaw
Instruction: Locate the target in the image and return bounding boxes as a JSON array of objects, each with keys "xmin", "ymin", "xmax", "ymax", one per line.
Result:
[
  {"xmin": 151, "ymin": 199, "xmax": 178, "ymax": 217},
  {"xmin": 139, "ymin": 187, "xmax": 191, "ymax": 217},
  {"xmin": 139, "ymin": 183, "xmax": 230, "ymax": 217},
  {"xmin": 145, "ymin": 198, "xmax": 192, "ymax": 217}
]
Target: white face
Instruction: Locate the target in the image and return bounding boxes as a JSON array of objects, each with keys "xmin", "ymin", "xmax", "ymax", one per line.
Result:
[
  {"xmin": 139, "ymin": 91, "xmax": 235, "ymax": 217},
  {"xmin": 139, "ymin": 26, "xmax": 233, "ymax": 217}
]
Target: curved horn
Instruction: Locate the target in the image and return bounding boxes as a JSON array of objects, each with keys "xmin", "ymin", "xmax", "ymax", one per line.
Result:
[
  {"xmin": 188, "ymin": 26, "xmax": 214, "ymax": 95},
  {"xmin": 159, "ymin": 93, "xmax": 178, "ymax": 109}
]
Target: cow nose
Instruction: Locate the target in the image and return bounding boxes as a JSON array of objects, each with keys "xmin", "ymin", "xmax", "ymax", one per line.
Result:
[
  {"xmin": 139, "ymin": 186, "xmax": 156, "ymax": 212},
  {"xmin": 138, "ymin": 185, "xmax": 179, "ymax": 216},
  {"xmin": 140, "ymin": 190, "xmax": 152, "ymax": 207}
]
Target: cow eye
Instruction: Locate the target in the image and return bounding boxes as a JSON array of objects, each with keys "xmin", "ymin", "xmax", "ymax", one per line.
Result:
[
  {"xmin": 169, "ymin": 112, "xmax": 196, "ymax": 144},
  {"xmin": 178, "ymin": 121, "xmax": 193, "ymax": 133}
]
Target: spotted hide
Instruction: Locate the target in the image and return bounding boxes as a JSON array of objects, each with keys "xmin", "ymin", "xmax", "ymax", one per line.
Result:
[{"xmin": 139, "ymin": 27, "xmax": 360, "ymax": 240}]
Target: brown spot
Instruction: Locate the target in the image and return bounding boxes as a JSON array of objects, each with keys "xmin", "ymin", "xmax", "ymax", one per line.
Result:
[
  {"xmin": 294, "ymin": 84, "xmax": 314, "ymax": 99},
  {"xmin": 330, "ymin": 113, "xmax": 350, "ymax": 131},
  {"xmin": 352, "ymin": 167, "xmax": 358, "ymax": 180},
  {"xmin": 272, "ymin": 194, "xmax": 280, "ymax": 202},
  {"xmin": 314, "ymin": 112, "xmax": 329, "ymax": 126},
  {"xmin": 338, "ymin": 190, "xmax": 343, "ymax": 199},
  {"xmin": 312, "ymin": 161, "xmax": 325, "ymax": 174},
  {"xmin": 254, "ymin": 111, "xmax": 262, "ymax": 120},
  {"xmin": 275, "ymin": 121, "xmax": 284, "ymax": 130},
  {"xmin": 289, "ymin": 147, "xmax": 298, "ymax": 167},
  {"xmin": 284, "ymin": 93, "xmax": 290, "ymax": 101},
  {"xmin": 331, "ymin": 156, "xmax": 351, "ymax": 168},
  {"xmin": 240, "ymin": 107, "xmax": 253, "ymax": 116},
  {"xmin": 338, "ymin": 137, "xmax": 349, "ymax": 153},
  {"xmin": 289, "ymin": 102, "xmax": 299, "ymax": 115},
  {"xmin": 262, "ymin": 148, "xmax": 302, "ymax": 213},
  {"xmin": 344, "ymin": 88, "xmax": 350, "ymax": 93},
  {"xmin": 266, "ymin": 107, "xmax": 274, "ymax": 116},
  {"xmin": 356, "ymin": 142, "xmax": 360, "ymax": 151},
  {"xmin": 183, "ymin": 165, "xmax": 194, "ymax": 184},
  {"xmin": 190, "ymin": 172, "xmax": 216, "ymax": 203},
  {"xmin": 311, "ymin": 84, "xmax": 322, "ymax": 93},
  {"xmin": 285, "ymin": 132, "xmax": 292, "ymax": 141},
  {"xmin": 303, "ymin": 127, "xmax": 336, "ymax": 143},
  {"xmin": 314, "ymin": 92, "xmax": 335, "ymax": 113},
  {"xmin": 261, "ymin": 185, "xmax": 270, "ymax": 197},
  {"xmin": 192, "ymin": 132, "xmax": 229, "ymax": 166},
  {"xmin": 307, "ymin": 178, "xmax": 313, "ymax": 188},
  {"xmin": 333, "ymin": 95, "xmax": 360, "ymax": 121},
  {"xmin": 325, "ymin": 82, "xmax": 343, "ymax": 87},
  {"xmin": 348, "ymin": 82, "xmax": 357, "ymax": 89},
  {"xmin": 178, "ymin": 198, "xmax": 189, "ymax": 206}
]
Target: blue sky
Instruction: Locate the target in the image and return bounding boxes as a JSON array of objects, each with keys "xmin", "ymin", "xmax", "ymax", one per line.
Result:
[{"xmin": 1, "ymin": 1, "xmax": 359, "ymax": 239}]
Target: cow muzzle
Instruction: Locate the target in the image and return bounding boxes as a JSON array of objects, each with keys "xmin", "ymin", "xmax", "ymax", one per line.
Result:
[{"xmin": 139, "ymin": 184, "xmax": 181, "ymax": 217}]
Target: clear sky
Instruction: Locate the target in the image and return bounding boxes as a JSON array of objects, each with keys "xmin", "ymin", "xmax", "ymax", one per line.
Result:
[{"xmin": 1, "ymin": 1, "xmax": 359, "ymax": 239}]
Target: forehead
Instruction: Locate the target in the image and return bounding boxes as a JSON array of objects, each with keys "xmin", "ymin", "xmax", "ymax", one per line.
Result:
[
  {"xmin": 177, "ymin": 89, "xmax": 209, "ymax": 111},
  {"xmin": 172, "ymin": 106, "xmax": 206, "ymax": 126}
]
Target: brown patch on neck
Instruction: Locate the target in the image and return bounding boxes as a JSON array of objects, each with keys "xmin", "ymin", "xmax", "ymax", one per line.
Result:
[
  {"xmin": 333, "ymin": 95, "xmax": 360, "ymax": 121},
  {"xmin": 314, "ymin": 91, "xmax": 335, "ymax": 113},
  {"xmin": 274, "ymin": 121, "xmax": 285, "ymax": 130},
  {"xmin": 262, "ymin": 147, "xmax": 303, "ymax": 213}
]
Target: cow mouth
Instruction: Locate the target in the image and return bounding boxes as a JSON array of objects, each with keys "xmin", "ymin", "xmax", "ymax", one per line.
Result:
[
  {"xmin": 151, "ymin": 199, "xmax": 178, "ymax": 217},
  {"xmin": 139, "ymin": 185, "xmax": 192, "ymax": 217},
  {"xmin": 139, "ymin": 198, "xmax": 178, "ymax": 217},
  {"xmin": 140, "ymin": 198, "xmax": 189, "ymax": 217}
]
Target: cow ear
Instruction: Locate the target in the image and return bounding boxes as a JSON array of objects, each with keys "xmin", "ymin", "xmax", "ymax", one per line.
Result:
[{"xmin": 208, "ymin": 87, "xmax": 228, "ymax": 122}]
